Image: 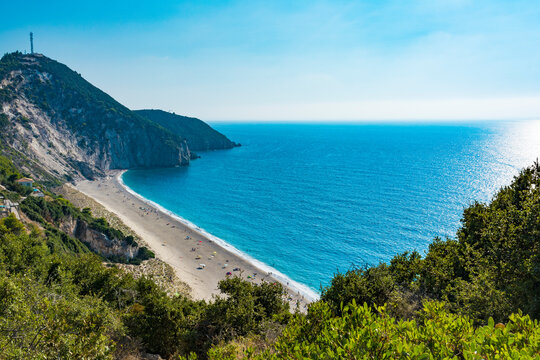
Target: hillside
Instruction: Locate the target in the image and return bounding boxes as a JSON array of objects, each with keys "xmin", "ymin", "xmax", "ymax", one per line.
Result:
[
  {"xmin": 0, "ymin": 52, "xmax": 193, "ymax": 180},
  {"xmin": 135, "ymin": 109, "xmax": 239, "ymax": 151}
]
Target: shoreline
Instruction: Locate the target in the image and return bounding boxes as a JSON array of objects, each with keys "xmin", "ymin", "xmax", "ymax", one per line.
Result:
[
  {"xmin": 74, "ymin": 170, "xmax": 317, "ymax": 310},
  {"xmin": 117, "ymin": 171, "xmax": 320, "ymax": 302}
]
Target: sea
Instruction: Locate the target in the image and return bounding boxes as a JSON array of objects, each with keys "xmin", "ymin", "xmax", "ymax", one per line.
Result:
[{"xmin": 122, "ymin": 121, "xmax": 540, "ymax": 298}]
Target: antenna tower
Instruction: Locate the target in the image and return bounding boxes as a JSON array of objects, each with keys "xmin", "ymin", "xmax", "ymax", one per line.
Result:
[{"xmin": 30, "ymin": 32, "xmax": 34, "ymax": 54}]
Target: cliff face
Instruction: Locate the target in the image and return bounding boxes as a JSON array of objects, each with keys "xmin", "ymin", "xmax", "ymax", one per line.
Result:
[
  {"xmin": 135, "ymin": 109, "xmax": 239, "ymax": 151},
  {"xmin": 59, "ymin": 216, "xmax": 139, "ymax": 260},
  {"xmin": 0, "ymin": 52, "xmax": 191, "ymax": 180}
]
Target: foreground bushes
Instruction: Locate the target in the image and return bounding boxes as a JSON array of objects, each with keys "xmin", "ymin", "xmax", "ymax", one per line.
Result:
[
  {"xmin": 0, "ymin": 214, "xmax": 290, "ymax": 359},
  {"xmin": 125, "ymin": 274, "xmax": 290, "ymax": 358},
  {"xmin": 0, "ymin": 274, "xmax": 120, "ymax": 359},
  {"xmin": 0, "ymin": 215, "xmax": 122, "ymax": 359},
  {"xmin": 245, "ymin": 301, "xmax": 540, "ymax": 360}
]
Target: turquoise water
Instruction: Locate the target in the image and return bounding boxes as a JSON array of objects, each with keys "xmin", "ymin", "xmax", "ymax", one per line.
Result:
[{"xmin": 122, "ymin": 121, "xmax": 540, "ymax": 294}]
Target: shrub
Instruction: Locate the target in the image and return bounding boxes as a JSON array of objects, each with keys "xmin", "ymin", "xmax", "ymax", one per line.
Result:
[{"xmin": 249, "ymin": 301, "xmax": 540, "ymax": 359}]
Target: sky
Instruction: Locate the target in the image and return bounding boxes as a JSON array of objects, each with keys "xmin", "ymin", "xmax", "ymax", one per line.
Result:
[{"xmin": 1, "ymin": 0, "xmax": 540, "ymax": 121}]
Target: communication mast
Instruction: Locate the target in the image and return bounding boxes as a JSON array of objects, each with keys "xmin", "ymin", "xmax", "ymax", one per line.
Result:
[{"xmin": 30, "ymin": 32, "xmax": 34, "ymax": 54}]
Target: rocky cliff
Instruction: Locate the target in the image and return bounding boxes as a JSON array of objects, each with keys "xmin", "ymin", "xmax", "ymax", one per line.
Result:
[
  {"xmin": 19, "ymin": 194, "xmax": 154, "ymax": 263},
  {"xmin": 59, "ymin": 216, "xmax": 139, "ymax": 260},
  {"xmin": 0, "ymin": 52, "xmax": 191, "ymax": 180},
  {"xmin": 135, "ymin": 109, "xmax": 239, "ymax": 151}
]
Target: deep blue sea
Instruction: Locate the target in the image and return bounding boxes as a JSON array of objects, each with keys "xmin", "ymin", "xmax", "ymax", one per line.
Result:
[{"xmin": 122, "ymin": 121, "xmax": 540, "ymax": 295}]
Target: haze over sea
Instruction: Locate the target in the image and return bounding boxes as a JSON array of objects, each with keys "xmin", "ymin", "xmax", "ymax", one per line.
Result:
[{"xmin": 122, "ymin": 121, "xmax": 540, "ymax": 294}]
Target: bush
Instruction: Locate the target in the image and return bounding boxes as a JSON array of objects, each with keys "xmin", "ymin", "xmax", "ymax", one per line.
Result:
[
  {"xmin": 249, "ymin": 301, "xmax": 540, "ymax": 360},
  {"xmin": 0, "ymin": 274, "xmax": 119, "ymax": 359},
  {"xmin": 135, "ymin": 246, "xmax": 155, "ymax": 261},
  {"xmin": 0, "ymin": 113, "xmax": 9, "ymax": 128}
]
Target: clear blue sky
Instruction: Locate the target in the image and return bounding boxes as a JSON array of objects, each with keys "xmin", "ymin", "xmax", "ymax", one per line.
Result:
[{"xmin": 1, "ymin": 0, "xmax": 540, "ymax": 121}]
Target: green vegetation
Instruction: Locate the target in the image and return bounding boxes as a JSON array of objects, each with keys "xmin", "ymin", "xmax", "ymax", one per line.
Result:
[
  {"xmin": 0, "ymin": 214, "xmax": 120, "ymax": 359},
  {"xmin": 125, "ymin": 276, "xmax": 290, "ymax": 358},
  {"xmin": 136, "ymin": 109, "xmax": 238, "ymax": 151},
  {"xmin": 0, "ymin": 213, "xmax": 289, "ymax": 359},
  {"xmin": 0, "ymin": 153, "xmax": 152, "ymax": 263},
  {"xmin": 20, "ymin": 196, "xmax": 155, "ymax": 264},
  {"xmin": 0, "ymin": 139, "xmax": 63, "ymax": 187},
  {"xmin": 1, "ymin": 155, "xmax": 540, "ymax": 358},
  {"xmin": 246, "ymin": 301, "xmax": 539, "ymax": 360},
  {"xmin": 0, "ymin": 113, "xmax": 9, "ymax": 128},
  {"xmin": 0, "ymin": 153, "xmax": 33, "ymax": 197},
  {"xmin": 0, "ymin": 52, "xmax": 134, "ymax": 136},
  {"xmin": 0, "ymin": 153, "xmax": 22, "ymax": 185},
  {"xmin": 0, "ymin": 52, "xmax": 21, "ymax": 104}
]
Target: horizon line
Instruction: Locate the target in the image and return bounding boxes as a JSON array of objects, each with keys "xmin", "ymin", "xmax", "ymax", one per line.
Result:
[{"xmin": 205, "ymin": 118, "xmax": 540, "ymax": 124}]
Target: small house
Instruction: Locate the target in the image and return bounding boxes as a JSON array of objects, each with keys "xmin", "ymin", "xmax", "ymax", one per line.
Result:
[{"xmin": 15, "ymin": 177, "xmax": 34, "ymax": 187}]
